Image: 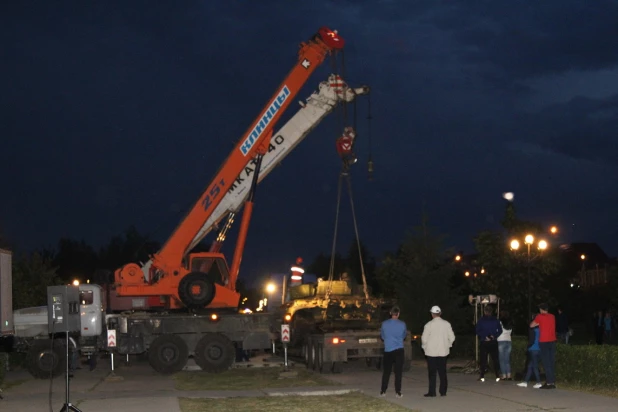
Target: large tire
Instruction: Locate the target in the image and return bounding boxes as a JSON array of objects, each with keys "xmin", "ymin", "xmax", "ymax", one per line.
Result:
[
  {"xmin": 148, "ymin": 334, "xmax": 189, "ymax": 374},
  {"xmin": 26, "ymin": 339, "xmax": 65, "ymax": 379},
  {"xmin": 178, "ymin": 272, "xmax": 216, "ymax": 309},
  {"xmin": 305, "ymin": 341, "xmax": 314, "ymax": 370},
  {"xmin": 194, "ymin": 333, "xmax": 235, "ymax": 373},
  {"xmin": 317, "ymin": 344, "xmax": 328, "ymax": 374}
]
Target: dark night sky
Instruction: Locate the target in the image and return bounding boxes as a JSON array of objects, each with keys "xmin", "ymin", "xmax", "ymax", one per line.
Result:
[{"xmin": 2, "ymin": 1, "xmax": 618, "ymax": 283}]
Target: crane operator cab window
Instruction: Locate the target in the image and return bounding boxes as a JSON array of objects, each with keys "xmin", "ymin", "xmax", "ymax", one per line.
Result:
[
  {"xmin": 189, "ymin": 256, "xmax": 230, "ymax": 286},
  {"xmin": 79, "ymin": 289, "xmax": 94, "ymax": 305}
]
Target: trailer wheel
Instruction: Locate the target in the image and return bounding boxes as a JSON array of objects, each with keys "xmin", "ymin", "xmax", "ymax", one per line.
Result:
[
  {"xmin": 178, "ymin": 272, "xmax": 216, "ymax": 309},
  {"xmin": 316, "ymin": 344, "xmax": 328, "ymax": 374},
  {"xmin": 26, "ymin": 339, "xmax": 65, "ymax": 379},
  {"xmin": 305, "ymin": 341, "xmax": 314, "ymax": 370},
  {"xmin": 194, "ymin": 334, "xmax": 234, "ymax": 373},
  {"xmin": 311, "ymin": 342, "xmax": 319, "ymax": 371},
  {"xmin": 148, "ymin": 335, "xmax": 189, "ymax": 374}
]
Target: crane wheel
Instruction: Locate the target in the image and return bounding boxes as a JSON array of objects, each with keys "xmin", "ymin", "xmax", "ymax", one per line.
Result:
[
  {"xmin": 26, "ymin": 339, "xmax": 65, "ymax": 379},
  {"xmin": 194, "ymin": 333, "xmax": 235, "ymax": 373},
  {"xmin": 178, "ymin": 272, "xmax": 216, "ymax": 308},
  {"xmin": 148, "ymin": 334, "xmax": 189, "ymax": 374}
]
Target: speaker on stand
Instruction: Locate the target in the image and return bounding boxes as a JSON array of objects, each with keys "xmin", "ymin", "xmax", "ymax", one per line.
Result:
[{"xmin": 47, "ymin": 285, "xmax": 83, "ymax": 412}]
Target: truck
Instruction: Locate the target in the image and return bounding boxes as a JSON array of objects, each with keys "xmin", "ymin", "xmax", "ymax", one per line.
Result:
[
  {"xmin": 4, "ymin": 27, "xmax": 372, "ymax": 379},
  {"xmin": 113, "ymin": 26, "xmax": 350, "ymax": 311},
  {"xmin": 273, "ymin": 275, "xmax": 414, "ymax": 374}
]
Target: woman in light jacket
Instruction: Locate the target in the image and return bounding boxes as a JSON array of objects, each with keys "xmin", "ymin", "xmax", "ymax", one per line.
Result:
[{"xmin": 497, "ymin": 310, "xmax": 513, "ymax": 380}]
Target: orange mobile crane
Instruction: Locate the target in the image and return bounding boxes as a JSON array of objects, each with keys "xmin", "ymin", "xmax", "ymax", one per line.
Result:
[{"xmin": 115, "ymin": 27, "xmax": 346, "ymax": 310}]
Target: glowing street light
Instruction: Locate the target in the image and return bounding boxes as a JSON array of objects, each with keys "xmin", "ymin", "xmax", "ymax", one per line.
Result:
[
  {"xmin": 455, "ymin": 255, "xmax": 462, "ymax": 262},
  {"xmin": 550, "ymin": 226, "xmax": 558, "ymax": 235},
  {"xmin": 509, "ymin": 234, "xmax": 549, "ymax": 321},
  {"xmin": 72, "ymin": 279, "xmax": 80, "ymax": 286},
  {"xmin": 265, "ymin": 282, "xmax": 276, "ymax": 294}
]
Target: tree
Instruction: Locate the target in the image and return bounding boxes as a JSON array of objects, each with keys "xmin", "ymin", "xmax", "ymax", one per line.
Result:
[
  {"xmin": 12, "ymin": 251, "xmax": 61, "ymax": 309},
  {"xmin": 469, "ymin": 202, "xmax": 561, "ymax": 332},
  {"xmin": 306, "ymin": 252, "xmax": 346, "ymax": 281},
  {"xmin": 52, "ymin": 238, "xmax": 99, "ymax": 284},
  {"xmin": 375, "ymin": 218, "xmax": 468, "ymax": 333},
  {"xmin": 97, "ymin": 226, "xmax": 161, "ymax": 271},
  {"xmin": 345, "ymin": 237, "xmax": 379, "ymax": 294}
]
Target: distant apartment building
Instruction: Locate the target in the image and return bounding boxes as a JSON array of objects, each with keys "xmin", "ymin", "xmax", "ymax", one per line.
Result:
[{"xmin": 559, "ymin": 243, "xmax": 615, "ymax": 288}]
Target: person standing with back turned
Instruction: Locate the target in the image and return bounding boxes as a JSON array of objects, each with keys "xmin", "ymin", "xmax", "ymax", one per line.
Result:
[
  {"xmin": 530, "ymin": 303, "xmax": 557, "ymax": 389},
  {"xmin": 475, "ymin": 305, "xmax": 502, "ymax": 382},
  {"xmin": 421, "ymin": 305, "xmax": 456, "ymax": 397},
  {"xmin": 380, "ymin": 306, "xmax": 407, "ymax": 398}
]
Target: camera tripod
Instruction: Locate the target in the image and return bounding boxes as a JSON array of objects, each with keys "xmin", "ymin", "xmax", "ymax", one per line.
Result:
[{"xmin": 59, "ymin": 333, "xmax": 82, "ymax": 412}]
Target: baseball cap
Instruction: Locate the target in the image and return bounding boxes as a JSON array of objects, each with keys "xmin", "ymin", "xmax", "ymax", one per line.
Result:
[{"xmin": 430, "ymin": 306, "xmax": 441, "ymax": 314}]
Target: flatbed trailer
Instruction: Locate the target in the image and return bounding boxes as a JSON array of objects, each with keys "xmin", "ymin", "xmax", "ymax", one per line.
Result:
[{"xmin": 289, "ymin": 329, "xmax": 414, "ymax": 374}]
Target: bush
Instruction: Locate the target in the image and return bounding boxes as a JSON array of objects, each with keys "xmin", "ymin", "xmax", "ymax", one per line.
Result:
[
  {"xmin": 509, "ymin": 337, "xmax": 618, "ymax": 391},
  {"xmin": 450, "ymin": 334, "xmax": 476, "ymax": 359}
]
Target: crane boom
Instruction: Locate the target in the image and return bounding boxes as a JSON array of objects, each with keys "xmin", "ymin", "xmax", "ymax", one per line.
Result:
[
  {"xmin": 156, "ymin": 28, "xmax": 343, "ymax": 266},
  {"xmin": 114, "ymin": 27, "xmax": 347, "ymax": 309},
  {"xmin": 187, "ymin": 74, "xmax": 369, "ymax": 252}
]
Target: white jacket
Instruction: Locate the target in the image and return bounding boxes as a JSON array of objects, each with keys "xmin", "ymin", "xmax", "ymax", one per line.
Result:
[{"xmin": 421, "ymin": 317, "xmax": 456, "ymax": 357}]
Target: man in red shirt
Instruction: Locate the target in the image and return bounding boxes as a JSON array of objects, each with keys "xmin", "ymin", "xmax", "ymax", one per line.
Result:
[{"xmin": 530, "ymin": 303, "xmax": 556, "ymax": 389}]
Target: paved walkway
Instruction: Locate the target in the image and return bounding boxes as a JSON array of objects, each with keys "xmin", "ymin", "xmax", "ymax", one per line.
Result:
[
  {"xmin": 1, "ymin": 358, "xmax": 617, "ymax": 411},
  {"xmin": 328, "ymin": 360, "xmax": 618, "ymax": 411}
]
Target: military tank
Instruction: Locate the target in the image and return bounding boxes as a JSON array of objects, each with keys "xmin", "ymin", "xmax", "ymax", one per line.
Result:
[{"xmin": 273, "ymin": 276, "xmax": 413, "ymax": 374}]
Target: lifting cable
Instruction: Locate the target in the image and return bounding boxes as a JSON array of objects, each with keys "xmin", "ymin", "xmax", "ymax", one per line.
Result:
[
  {"xmin": 325, "ymin": 49, "xmax": 370, "ymax": 301},
  {"xmin": 325, "ymin": 169, "xmax": 369, "ymax": 301}
]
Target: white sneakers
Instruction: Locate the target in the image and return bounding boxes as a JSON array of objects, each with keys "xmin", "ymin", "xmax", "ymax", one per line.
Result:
[{"xmin": 517, "ymin": 382, "xmax": 543, "ymax": 389}]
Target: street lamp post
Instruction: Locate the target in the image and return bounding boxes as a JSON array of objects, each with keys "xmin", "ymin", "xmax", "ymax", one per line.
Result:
[{"xmin": 510, "ymin": 235, "xmax": 548, "ymax": 321}]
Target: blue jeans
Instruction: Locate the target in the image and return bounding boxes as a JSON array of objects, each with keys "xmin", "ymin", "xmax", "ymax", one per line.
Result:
[
  {"xmin": 539, "ymin": 341, "xmax": 556, "ymax": 384},
  {"xmin": 498, "ymin": 341, "xmax": 511, "ymax": 376},
  {"xmin": 524, "ymin": 350, "xmax": 541, "ymax": 383}
]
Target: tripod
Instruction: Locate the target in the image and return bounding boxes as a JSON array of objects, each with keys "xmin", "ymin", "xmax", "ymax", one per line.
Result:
[{"xmin": 59, "ymin": 333, "xmax": 82, "ymax": 412}]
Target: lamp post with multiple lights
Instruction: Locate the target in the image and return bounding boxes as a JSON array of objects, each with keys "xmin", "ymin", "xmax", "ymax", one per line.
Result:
[{"xmin": 510, "ymin": 234, "xmax": 548, "ymax": 321}]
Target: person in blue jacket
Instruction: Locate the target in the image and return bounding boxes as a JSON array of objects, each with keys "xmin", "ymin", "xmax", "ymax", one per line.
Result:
[
  {"xmin": 517, "ymin": 325, "xmax": 543, "ymax": 388},
  {"xmin": 475, "ymin": 305, "xmax": 502, "ymax": 382},
  {"xmin": 380, "ymin": 306, "xmax": 407, "ymax": 398}
]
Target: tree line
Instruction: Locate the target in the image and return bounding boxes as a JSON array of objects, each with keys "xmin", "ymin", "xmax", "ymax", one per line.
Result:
[{"xmin": 2, "ymin": 204, "xmax": 617, "ymax": 335}]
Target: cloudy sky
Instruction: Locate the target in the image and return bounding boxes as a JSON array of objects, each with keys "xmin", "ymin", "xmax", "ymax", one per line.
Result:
[{"xmin": 2, "ymin": 1, "xmax": 617, "ymax": 281}]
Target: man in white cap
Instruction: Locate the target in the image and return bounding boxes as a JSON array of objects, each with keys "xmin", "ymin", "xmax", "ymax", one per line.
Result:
[{"xmin": 421, "ymin": 305, "xmax": 456, "ymax": 397}]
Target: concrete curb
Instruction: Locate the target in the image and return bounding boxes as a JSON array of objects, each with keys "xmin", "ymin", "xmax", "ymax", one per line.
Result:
[{"xmin": 267, "ymin": 388, "xmax": 360, "ymax": 397}]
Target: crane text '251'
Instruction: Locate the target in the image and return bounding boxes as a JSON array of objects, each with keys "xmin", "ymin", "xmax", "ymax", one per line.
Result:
[{"xmin": 202, "ymin": 179, "xmax": 225, "ymax": 211}]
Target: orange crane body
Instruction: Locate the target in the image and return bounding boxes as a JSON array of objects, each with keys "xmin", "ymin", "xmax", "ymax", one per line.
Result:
[{"xmin": 115, "ymin": 28, "xmax": 345, "ymax": 309}]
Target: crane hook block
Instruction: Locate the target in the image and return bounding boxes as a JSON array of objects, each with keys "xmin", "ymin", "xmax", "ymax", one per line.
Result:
[{"xmin": 317, "ymin": 27, "xmax": 345, "ymax": 49}]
